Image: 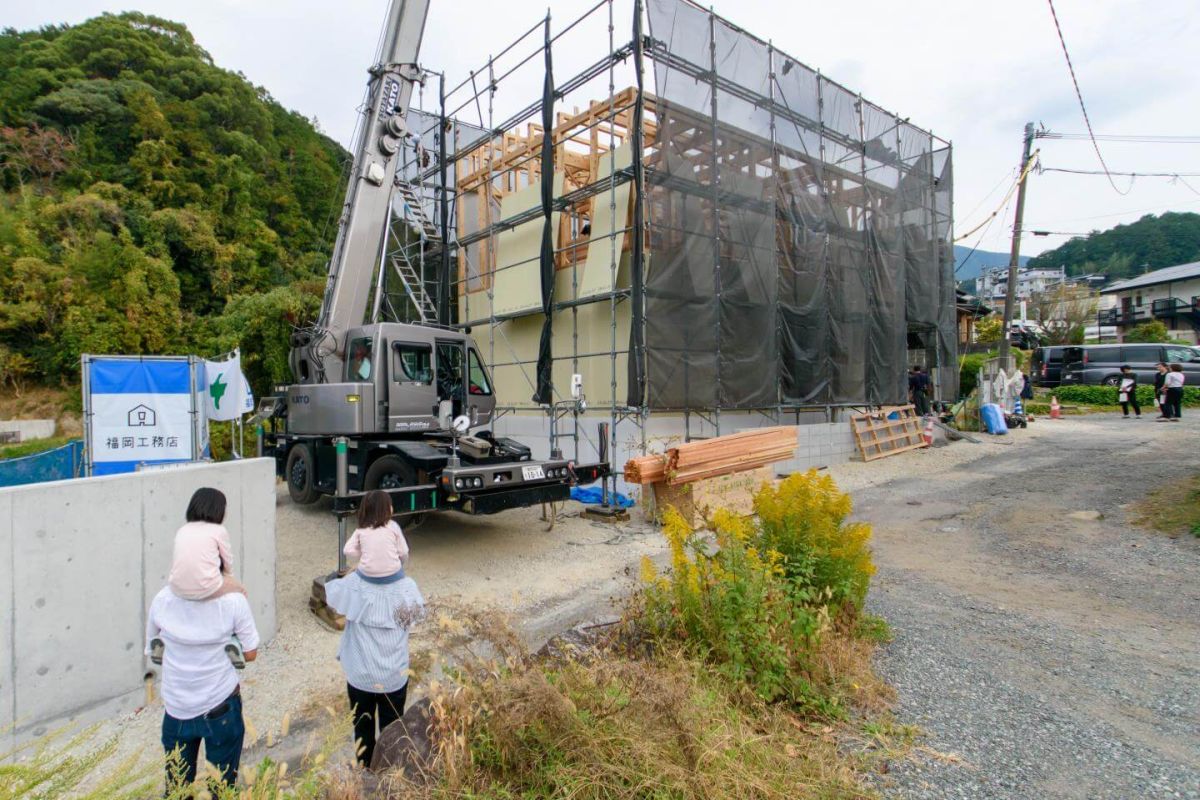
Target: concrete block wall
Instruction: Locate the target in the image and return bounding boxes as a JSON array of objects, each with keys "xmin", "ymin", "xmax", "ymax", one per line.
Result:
[
  {"xmin": 0, "ymin": 419, "xmax": 56, "ymax": 442},
  {"xmin": 772, "ymin": 422, "xmax": 857, "ymax": 475},
  {"xmin": 0, "ymin": 458, "xmax": 276, "ymax": 748},
  {"xmin": 488, "ymin": 411, "xmax": 855, "ymax": 495}
]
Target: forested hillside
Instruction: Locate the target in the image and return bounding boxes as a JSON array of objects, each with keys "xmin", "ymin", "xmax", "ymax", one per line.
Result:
[
  {"xmin": 1026, "ymin": 212, "xmax": 1200, "ymax": 281},
  {"xmin": 0, "ymin": 13, "xmax": 347, "ymax": 392}
]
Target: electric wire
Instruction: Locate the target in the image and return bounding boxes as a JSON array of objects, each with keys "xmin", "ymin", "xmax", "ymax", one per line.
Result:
[
  {"xmin": 955, "ymin": 189, "xmax": 1018, "ymax": 277},
  {"xmin": 1039, "ymin": 166, "xmax": 1200, "ymax": 178},
  {"xmin": 1045, "ymin": 0, "xmax": 1130, "ymax": 195},
  {"xmin": 955, "ymin": 149, "xmax": 1039, "ymax": 243},
  {"xmin": 1038, "ymin": 133, "xmax": 1200, "ymax": 144}
]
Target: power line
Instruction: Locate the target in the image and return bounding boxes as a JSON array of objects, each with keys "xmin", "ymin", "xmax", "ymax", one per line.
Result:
[
  {"xmin": 1038, "ymin": 133, "xmax": 1200, "ymax": 144},
  {"xmin": 1040, "ymin": 166, "xmax": 1200, "ymax": 178},
  {"xmin": 954, "ymin": 149, "xmax": 1039, "ymax": 243},
  {"xmin": 1045, "ymin": 0, "xmax": 1130, "ymax": 195}
]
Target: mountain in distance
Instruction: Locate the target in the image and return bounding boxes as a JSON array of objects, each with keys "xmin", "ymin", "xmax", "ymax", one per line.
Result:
[
  {"xmin": 1025, "ymin": 212, "xmax": 1200, "ymax": 281},
  {"xmin": 954, "ymin": 245, "xmax": 1029, "ymax": 285}
]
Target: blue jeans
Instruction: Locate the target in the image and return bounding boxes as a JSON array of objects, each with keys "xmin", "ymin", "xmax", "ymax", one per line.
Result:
[{"xmin": 161, "ymin": 691, "xmax": 244, "ymax": 790}]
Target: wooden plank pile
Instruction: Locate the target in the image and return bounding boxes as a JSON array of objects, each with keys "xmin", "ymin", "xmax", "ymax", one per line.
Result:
[
  {"xmin": 624, "ymin": 426, "xmax": 797, "ymax": 486},
  {"xmin": 850, "ymin": 405, "xmax": 928, "ymax": 462}
]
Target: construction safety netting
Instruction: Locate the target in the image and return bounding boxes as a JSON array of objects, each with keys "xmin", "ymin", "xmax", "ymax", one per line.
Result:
[{"xmin": 640, "ymin": 0, "xmax": 956, "ymax": 409}]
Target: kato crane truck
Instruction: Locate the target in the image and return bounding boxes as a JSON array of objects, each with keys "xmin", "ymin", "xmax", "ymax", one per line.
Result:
[{"xmin": 255, "ymin": 0, "xmax": 607, "ymax": 520}]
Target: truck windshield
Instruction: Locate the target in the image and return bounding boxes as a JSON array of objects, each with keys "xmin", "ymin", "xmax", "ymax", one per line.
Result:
[{"xmin": 347, "ymin": 337, "xmax": 373, "ymax": 381}]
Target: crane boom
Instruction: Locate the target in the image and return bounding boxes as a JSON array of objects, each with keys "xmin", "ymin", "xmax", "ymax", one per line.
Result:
[{"xmin": 290, "ymin": 0, "xmax": 431, "ymax": 384}]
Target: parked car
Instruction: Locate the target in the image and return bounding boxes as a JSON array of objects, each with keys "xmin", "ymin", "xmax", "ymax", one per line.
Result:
[
  {"xmin": 1031, "ymin": 346, "xmax": 1070, "ymax": 387},
  {"xmin": 1060, "ymin": 344, "xmax": 1200, "ymax": 386}
]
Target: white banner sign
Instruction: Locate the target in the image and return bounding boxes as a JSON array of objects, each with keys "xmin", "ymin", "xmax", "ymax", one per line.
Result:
[{"xmin": 85, "ymin": 357, "xmax": 198, "ymax": 475}]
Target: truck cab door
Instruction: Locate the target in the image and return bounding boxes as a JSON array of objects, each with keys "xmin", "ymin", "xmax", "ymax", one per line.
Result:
[
  {"xmin": 387, "ymin": 340, "xmax": 438, "ymax": 432},
  {"xmin": 466, "ymin": 346, "xmax": 495, "ymax": 427},
  {"xmin": 435, "ymin": 340, "xmax": 466, "ymax": 421}
]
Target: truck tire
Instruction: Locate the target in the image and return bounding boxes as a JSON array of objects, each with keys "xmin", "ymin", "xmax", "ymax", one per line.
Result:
[
  {"xmin": 364, "ymin": 454, "xmax": 417, "ymax": 492},
  {"xmin": 286, "ymin": 444, "xmax": 319, "ymax": 505}
]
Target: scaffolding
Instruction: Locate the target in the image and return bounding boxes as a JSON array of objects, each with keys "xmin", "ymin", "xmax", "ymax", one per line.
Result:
[{"xmin": 378, "ymin": 0, "xmax": 956, "ymax": 479}]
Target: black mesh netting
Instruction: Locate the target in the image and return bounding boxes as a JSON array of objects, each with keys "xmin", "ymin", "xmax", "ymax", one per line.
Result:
[{"xmin": 638, "ymin": 0, "xmax": 956, "ymax": 409}]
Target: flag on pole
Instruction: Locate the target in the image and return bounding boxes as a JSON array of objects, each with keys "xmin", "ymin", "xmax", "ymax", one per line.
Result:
[
  {"xmin": 204, "ymin": 352, "xmax": 247, "ymax": 422},
  {"xmin": 241, "ymin": 372, "xmax": 255, "ymax": 415}
]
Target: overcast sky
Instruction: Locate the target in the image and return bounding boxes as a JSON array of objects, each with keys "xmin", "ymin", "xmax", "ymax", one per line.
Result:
[{"xmin": 10, "ymin": 0, "xmax": 1200, "ymax": 264}]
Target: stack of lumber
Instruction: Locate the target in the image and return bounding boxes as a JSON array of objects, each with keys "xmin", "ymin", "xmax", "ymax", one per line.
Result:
[
  {"xmin": 624, "ymin": 454, "xmax": 667, "ymax": 484},
  {"xmin": 666, "ymin": 427, "xmax": 796, "ymax": 485},
  {"xmin": 623, "ymin": 426, "xmax": 796, "ymax": 485}
]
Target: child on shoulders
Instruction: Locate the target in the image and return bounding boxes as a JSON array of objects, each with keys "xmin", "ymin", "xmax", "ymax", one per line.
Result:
[{"xmin": 343, "ymin": 490, "xmax": 409, "ymax": 580}]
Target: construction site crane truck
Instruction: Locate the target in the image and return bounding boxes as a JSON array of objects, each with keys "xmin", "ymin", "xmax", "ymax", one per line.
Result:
[{"xmin": 255, "ymin": 0, "xmax": 607, "ymax": 520}]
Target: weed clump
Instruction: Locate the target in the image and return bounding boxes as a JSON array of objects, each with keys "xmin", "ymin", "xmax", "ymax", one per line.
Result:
[{"xmin": 641, "ymin": 471, "xmax": 879, "ymax": 715}]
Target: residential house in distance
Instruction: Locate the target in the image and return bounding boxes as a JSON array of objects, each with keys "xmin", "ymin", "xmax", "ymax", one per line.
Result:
[
  {"xmin": 977, "ymin": 265, "xmax": 1067, "ymax": 304},
  {"xmin": 1099, "ymin": 261, "xmax": 1200, "ymax": 344}
]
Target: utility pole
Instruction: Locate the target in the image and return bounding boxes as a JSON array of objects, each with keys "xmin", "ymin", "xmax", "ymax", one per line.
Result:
[{"xmin": 999, "ymin": 122, "xmax": 1036, "ymax": 364}]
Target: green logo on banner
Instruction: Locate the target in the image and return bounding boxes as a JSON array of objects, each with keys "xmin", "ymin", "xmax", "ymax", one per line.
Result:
[{"xmin": 210, "ymin": 372, "xmax": 227, "ymax": 409}]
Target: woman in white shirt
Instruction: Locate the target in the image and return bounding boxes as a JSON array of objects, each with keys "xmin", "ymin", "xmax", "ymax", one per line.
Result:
[{"xmin": 1160, "ymin": 363, "xmax": 1186, "ymax": 421}]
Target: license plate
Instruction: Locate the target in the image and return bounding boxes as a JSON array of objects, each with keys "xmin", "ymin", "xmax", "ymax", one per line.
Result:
[{"xmin": 521, "ymin": 465, "xmax": 545, "ymax": 481}]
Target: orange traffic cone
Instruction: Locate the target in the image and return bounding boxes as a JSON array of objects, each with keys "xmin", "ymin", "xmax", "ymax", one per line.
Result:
[
  {"xmin": 1050, "ymin": 396, "xmax": 1061, "ymax": 419},
  {"xmin": 923, "ymin": 415, "xmax": 935, "ymax": 446}
]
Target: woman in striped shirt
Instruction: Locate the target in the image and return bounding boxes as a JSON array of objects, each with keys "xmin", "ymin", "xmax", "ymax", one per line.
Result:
[{"xmin": 324, "ymin": 492, "xmax": 425, "ymax": 768}]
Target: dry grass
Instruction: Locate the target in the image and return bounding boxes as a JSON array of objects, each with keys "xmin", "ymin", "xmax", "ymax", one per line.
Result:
[
  {"xmin": 1130, "ymin": 472, "xmax": 1200, "ymax": 538},
  {"xmin": 369, "ymin": 603, "xmax": 890, "ymax": 800}
]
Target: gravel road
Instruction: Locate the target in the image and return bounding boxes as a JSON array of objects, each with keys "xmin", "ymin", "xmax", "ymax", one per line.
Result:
[{"xmin": 854, "ymin": 414, "xmax": 1200, "ymax": 799}]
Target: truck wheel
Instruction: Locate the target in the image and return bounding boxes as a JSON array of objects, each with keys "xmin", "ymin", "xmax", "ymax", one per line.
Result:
[
  {"xmin": 364, "ymin": 454, "xmax": 416, "ymax": 492},
  {"xmin": 286, "ymin": 444, "xmax": 319, "ymax": 505}
]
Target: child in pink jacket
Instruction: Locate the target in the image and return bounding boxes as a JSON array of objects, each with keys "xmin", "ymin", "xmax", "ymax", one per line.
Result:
[
  {"xmin": 343, "ymin": 490, "xmax": 409, "ymax": 578},
  {"xmin": 168, "ymin": 488, "xmax": 246, "ymax": 600}
]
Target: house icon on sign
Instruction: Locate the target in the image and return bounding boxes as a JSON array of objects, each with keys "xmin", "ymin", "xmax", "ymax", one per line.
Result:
[{"xmin": 128, "ymin": 404, "xmax": 157, "ymax": 427}]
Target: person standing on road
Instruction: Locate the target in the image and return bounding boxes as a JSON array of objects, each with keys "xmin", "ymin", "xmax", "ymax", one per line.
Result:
[
  {"xmin": 909, "ymin": 365, "xmax": 931, "ymax": 416},
  {"xmin": 1160, "ymin": 363, "xmax": 1186, "ymax": 422},
  {"xmin": 1153, "ymin": 362, "xmax": 1169, "ymax": 418},
  {"xmin": 146, "ymin": 499, "xmax": 261, "ymax": 792},
  {"xmin": 1118, "ymin": 365, "xmax": 1141, "ymax": 419},
  {"xmin": 324, "ymin": 493, "xmax": 426, "ymax": 769}
]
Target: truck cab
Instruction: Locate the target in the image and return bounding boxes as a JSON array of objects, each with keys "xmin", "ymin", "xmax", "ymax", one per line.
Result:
[{"xmin": 262, "ymin": 322, "xmax": 605, "ymax": 515}]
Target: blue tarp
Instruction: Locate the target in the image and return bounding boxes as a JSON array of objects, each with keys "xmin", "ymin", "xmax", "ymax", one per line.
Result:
[
  {"xmin": 981, "ymin": 403, "xmax": 1009, "ymax": 435},
  {"xmin": 570, "ymin": 485, "xmax": 635, "ymax": 508},
  {"xmin": 0, "ymin": 439, "xmax": 84, "ymax": 487}
]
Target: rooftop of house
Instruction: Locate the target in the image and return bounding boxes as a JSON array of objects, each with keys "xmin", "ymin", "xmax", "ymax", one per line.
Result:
[{"xmin": 1101, "ymin": 261, "xmax": 1200, "ymax": 294}]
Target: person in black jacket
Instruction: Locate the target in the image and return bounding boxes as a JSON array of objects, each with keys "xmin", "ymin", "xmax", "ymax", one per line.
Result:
[
  {"xmin": 1117, "ymin": 365, "xmax": 1140, "ymax": 418},
  {"xmin": 1153, "ymin": 362, "xmax": 1169, "ymax": 418}
]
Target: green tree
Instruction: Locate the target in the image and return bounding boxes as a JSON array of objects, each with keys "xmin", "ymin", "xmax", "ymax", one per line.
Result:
[
  {"xmin": 1124, "ymin": 321, "xmax": 1172, "ymax": 343},
  {"xmin": 975, "ymin": 315, "xmax": 1003, "ymax": 344},
  {"xmin": 1027, "ymin": 212, "xmax": 1200, "ymax": 280},
  {"xmin": 0, "ymin": 13, "xmax": 348, "ymax": 387}
]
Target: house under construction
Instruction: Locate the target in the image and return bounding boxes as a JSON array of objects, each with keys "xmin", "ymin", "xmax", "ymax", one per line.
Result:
[{"xmin": 378, "ymin": 0, "xmax": 955, "ymax": 473}]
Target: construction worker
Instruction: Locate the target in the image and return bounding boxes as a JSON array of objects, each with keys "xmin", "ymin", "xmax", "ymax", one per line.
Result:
[{"xmin": 909, "ymin": 365, "xmax": 931, "ymax": 416}]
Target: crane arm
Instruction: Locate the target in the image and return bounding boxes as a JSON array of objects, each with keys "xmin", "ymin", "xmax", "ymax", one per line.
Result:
[{"xmin": 291, "ymin": 0, "xmax": 431, "ymax": 383}]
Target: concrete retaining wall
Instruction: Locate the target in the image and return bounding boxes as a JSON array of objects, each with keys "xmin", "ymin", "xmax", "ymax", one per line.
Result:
[
  {"xmin": 0, "ymin": 458, "xmax": 276, "ymax": 748},
  {"xmin": 0, "ymin": 419, "xmax": 56, "ymax": 442}
]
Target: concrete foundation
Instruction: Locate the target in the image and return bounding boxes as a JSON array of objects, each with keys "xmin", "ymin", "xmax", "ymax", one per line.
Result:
[
  {"xmin": 488, "ymin": 411, "xmax": 856, "ymax": 495},
  {"xmin": 0, "ymin": 458, "xmax": 276, "ymax": 748}
]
